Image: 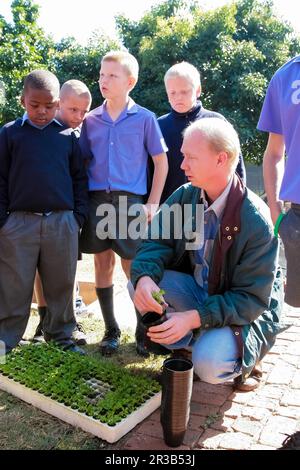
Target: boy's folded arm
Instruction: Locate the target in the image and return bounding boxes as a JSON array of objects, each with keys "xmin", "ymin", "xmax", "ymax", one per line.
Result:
[
  {"xmin": 78, "ymin": 120, "xmax": 93, "ymax": 162},
  {"xmin": 70, "ymin": 135, "xmax": 89, "ymax": 228},
  {"xmin": 0, "ymin": 170, "xmax": 9, "ymax": 228},
  {"xmin": 73, "ymin": 212, "xmax": 85, "ymax": 229},
  {"xmin": 0, "ymin": 195, "xmax": 9, "ymax": 228},
  {"xmin": 72, "ymin": 176, "xmax": 89, "ymax": 228}
]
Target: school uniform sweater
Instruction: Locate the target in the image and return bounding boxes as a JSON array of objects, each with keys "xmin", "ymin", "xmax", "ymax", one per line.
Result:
[
  {"xmin": 157, "ymin": 101, "xmax": 246, "ymax": 203},
  {"xmin": 0, "ymin": 119, "xmax": 88, "ymax": 228}
]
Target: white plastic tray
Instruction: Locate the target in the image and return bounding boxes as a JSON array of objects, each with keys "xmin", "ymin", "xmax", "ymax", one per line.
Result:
[{"xmin": 0, "ymin": 374, "xmax": 161, "ymax": 443}]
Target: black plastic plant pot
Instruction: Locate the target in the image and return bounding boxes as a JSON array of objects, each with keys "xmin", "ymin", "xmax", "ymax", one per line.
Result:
[
  {"xmin": 139, "ymin": 312, "xmax": 167, "ymax": 352},
  {"xmin": 160, "ymin": 357, "xmax": 193, "ymax": 448},
  {"xmin": 141, "ymin": 312, "xmax": 167, "ymax": 329}
]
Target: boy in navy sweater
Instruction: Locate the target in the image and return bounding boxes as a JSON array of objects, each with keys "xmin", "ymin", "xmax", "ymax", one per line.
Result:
[
  {"xmin": 32, "ymin": 79, "xmax": 92, "ymax": 345},
  {"xmin": 158, "ymin": 62, "xmax": 246, "ymax": 202},
  {"xmin": 0, "ymin": 70, "xmax": 88, "ymax": 354}
]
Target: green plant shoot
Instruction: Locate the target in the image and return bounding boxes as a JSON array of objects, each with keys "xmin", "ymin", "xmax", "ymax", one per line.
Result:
[{"xmin": 151, "ymin": 289, "xmax": 165, "ymax": 305}]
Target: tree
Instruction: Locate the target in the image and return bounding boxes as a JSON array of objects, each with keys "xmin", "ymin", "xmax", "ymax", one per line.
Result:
[
  {"xmin": 0, "ymin": 2, "xmax": 120, "ymax": 124},
  {"xmin": 50, "ymin": 32, "xmax": 121, "ymax": 109},
  {"xmin": 1, "ymin": 0, "xmax": 299, "ymax": 163},
  {"xmin": 0, "ymin": 0, "xmax": 54, "ymax": 124},
  {"xmin": 116, "ymin": 0, "xmax": 300, "ymax": 163}
]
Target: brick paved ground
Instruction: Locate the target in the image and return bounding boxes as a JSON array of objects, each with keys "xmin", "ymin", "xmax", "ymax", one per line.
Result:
[
  {"xmin": 79, "ymin": 255, "xmax": 299, "ymax": 450},
  {"xmin": 117, "ymin": 303, "xmax": 300, "ymax": 451}
]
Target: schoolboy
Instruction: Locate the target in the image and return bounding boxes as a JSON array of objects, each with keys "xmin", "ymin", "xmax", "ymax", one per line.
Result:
[
  {"xmin": 157, "ymin": 61, "xmax": 246, "ymax": 202},
  {"xmin": 33, "ymin": 79, "xmax": 92, "ymax": 345},
  {"xmin": 0, "ymin": 70, "xmax": 89, "ymax": 354},
  {"xmin": 79, "ymin": 50, "xmax": 168, "ymax": 356}
]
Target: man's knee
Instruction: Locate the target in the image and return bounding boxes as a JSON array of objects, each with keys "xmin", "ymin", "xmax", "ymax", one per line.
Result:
[{"xmin": 192, "ymin": 352, "xmax": 225, "ymax": 384}]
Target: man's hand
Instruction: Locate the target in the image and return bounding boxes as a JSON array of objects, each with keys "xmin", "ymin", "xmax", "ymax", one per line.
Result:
[
  {"xmin": 148, "ymin": 310, "xmax": 201, "ymax": 345},
  {"xmin": 134, "ymin": 276, "xmax": 166, "ymax": 314}
]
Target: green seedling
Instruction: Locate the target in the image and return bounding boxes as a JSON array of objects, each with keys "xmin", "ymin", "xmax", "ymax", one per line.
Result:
[{"xmin": 151, "ymin": 289, "xmax": 166, "ymax": 306}]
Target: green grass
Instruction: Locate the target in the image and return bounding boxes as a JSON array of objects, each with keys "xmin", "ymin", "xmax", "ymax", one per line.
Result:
[{"xmin": 0, "ymin": 311, "xmax": 167, "ymax": 450}]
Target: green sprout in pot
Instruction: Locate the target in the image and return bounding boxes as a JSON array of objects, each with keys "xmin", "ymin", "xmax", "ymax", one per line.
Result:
[{"xmin": 151, "ymin": 289, "xmax": 166, "ymax": 306}]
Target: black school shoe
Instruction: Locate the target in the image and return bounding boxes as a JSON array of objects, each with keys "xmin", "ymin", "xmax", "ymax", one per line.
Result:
[
  {"xmin": 33, "ymin": 320, "xmax": 87, "ymax": 345},
  {"xmin": 99, "ymin": 327, "xmax": 121, "ymax": 356},
  {"xmin": 63, "ymin": 343, "xmax": 86, "ymax": 355},
  {"xmin": 72, "ymin": 323, "xmax": 87, "ymax": 345},
  {"xmin": 32, "ymin": 321, "xmax": 45, "ymax": 343}
]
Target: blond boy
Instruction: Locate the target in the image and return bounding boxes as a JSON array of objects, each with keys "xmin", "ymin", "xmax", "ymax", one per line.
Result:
[
  {"xmin": 158, "ymin": 61, "xmax": 246, "ymax": 202},
  {"xmin": 79, "ymin": 50, "xmax": 168, "ymax": 355}
]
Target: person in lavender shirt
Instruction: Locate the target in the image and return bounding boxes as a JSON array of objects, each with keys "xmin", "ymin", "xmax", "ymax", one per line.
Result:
[
  {"xmin": 257, "ymin": 55, "xmax": 300, "ymax": 307},
  {"xmin": 79, "ymin": 50, "xmax": 168, "ymax": 356}
]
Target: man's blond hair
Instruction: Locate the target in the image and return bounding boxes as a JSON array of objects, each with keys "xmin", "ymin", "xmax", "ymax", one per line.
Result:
[
  {"xmin": 184, "ymin": 118, "xmax": 240, "ymax": 170},
  {"xmin": 164, "ymin": 62, "xmax": 201, "ymax": 90},
  {"xmin": 60, "ymin": 79, "xmax": 92, "ymax": 103},
  {"xmin": 101, "ymin": 50, "xmax": 139, "ymax": 80}
]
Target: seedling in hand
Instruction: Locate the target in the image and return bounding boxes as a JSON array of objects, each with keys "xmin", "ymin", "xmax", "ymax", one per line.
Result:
[{"xmin": 151, "ymin": 289, "xmax": 168, "ymax": 309}]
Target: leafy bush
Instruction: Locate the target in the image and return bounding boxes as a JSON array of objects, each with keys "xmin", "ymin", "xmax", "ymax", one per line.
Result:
[{"xmin": 1, "ymin": 0, "xmax": 300, "ymax": 163}]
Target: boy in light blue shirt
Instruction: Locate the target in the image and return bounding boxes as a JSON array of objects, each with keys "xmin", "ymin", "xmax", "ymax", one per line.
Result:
[{"xmin": 80, "ymin": 50, "xmax": 168, "ymax": 356}]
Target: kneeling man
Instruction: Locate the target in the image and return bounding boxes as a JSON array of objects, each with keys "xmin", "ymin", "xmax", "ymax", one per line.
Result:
[{"xmin": 131, "ymin": 118, "xmax": 284, "ymax": 391}]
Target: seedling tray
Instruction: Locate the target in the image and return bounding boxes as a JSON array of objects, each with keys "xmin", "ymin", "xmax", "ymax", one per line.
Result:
[{"xmin": 0, "ymin": 344, "xmax": 161, "ymax": 443}]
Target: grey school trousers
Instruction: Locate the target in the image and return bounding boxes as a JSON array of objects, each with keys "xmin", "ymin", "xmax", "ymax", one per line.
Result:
[
  {"xmin": 0, "ymin": 211, "xmax": 79, "ymax": 352},
  {"xmin": 279, "ymin": 203, "xmax": 300, "ymax": 307}
]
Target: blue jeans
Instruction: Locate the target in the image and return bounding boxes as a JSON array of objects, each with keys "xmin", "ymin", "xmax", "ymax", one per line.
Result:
[{"xmin": 159, "ymin": 270, "xmax": 242, "ymax": 384}]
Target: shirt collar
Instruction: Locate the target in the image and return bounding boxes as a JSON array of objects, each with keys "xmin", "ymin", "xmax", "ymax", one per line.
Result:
[
  {"xmin": 96, "ymin": 97, "xmax": 138, "ymax": 117},
  {"xmin": 21, "ymin": 112, "xmax": 63, "ymax": 129},
  {"xmin": 201, "ymin": 177, "xmax": 233, "ymax": 219}
]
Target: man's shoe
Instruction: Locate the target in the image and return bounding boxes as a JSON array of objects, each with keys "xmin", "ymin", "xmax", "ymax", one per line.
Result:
[
  {"xmin": 63, "ymin": 344, "xmax": 86, "ymax": 355},
  {"xmin": 234, "ymin": 361, "xmax": 263, "ymax": 392},
  {"xmin": 72, "ymin": 323, "xmax": 87, "ymax": 346},
  {"xmin": 99, "ymin": 328, "xmax": 121, "ymax": 356},
  {"xmin": 234, "ymin": 375, "xmax": 261, "ymax": 391}
]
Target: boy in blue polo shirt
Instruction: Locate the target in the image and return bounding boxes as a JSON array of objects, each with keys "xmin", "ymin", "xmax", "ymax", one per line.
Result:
[
  {"xmin": 80, "ymin": 50, "xmax": 168, "ymax": 356},
  {"xmin": 0, "ymin": 70, "xmax": 89, "ymax": 354}
]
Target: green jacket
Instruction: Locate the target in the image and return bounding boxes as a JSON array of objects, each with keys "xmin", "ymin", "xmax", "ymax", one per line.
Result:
[{"xmin": 131, "ymin": 176, "xmax": 284, "ymax": 379}]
